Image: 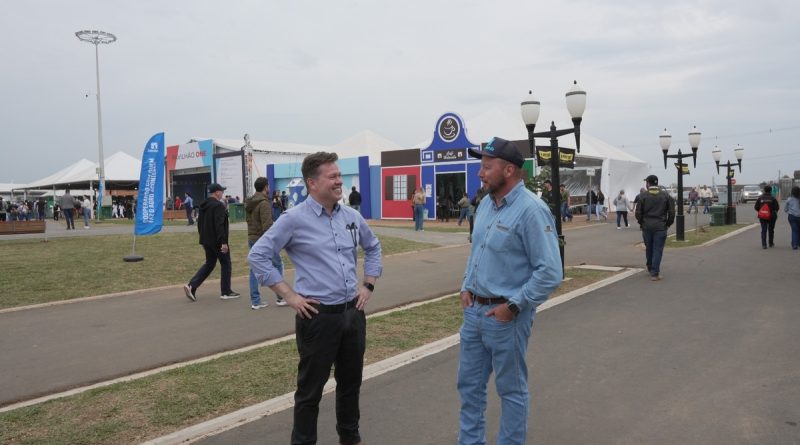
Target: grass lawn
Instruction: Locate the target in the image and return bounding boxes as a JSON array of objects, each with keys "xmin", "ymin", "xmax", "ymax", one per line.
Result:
[
  {"xmin": 0, "ymin": 268, "xmax": 614, "ymax": 445},
  {"xmin": 0, "ymin": 232, "xmax": 437, "ymax": 310},
  {"xmin": 666, "ymin": 223, "xmax": 750, "ymax": 248}
]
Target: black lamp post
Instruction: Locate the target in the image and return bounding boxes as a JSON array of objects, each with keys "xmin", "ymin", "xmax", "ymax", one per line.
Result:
[
  {"xmin": 521, "ymin": 81, "xmax": 587, "ymax": 275},
  {"xmin": 711, "ymin": 145, "xmax": 744, "ymax": 225},
  {"xmin": 660, "ymin": 126, "xmax": 702, "ymax": 242}
]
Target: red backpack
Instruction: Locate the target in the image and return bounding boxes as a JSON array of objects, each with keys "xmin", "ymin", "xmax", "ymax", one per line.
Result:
[{"xmin": 757, "ymin": 201, "xmax": 772, "ymax": 220}]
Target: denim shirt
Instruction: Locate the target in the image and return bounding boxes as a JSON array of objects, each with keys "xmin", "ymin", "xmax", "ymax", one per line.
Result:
[
  {"xmin": 785, "ymin": 196, "xmax": 800, "ymax": 217},
  {"xmin": 461, "ymin": 181, "xmax": 562, "ymax": 312},
  {"xmin": 248, "ymin": 195, "xmax": 382, "ymax": 305}
]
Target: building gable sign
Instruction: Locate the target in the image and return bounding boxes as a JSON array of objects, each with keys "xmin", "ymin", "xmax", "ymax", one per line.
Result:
[{"xmin": 420, "ymin": 112, "xmax": 478, "ymax": 163}]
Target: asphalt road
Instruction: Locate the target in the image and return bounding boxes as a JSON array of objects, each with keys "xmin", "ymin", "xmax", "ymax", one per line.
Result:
[{"xmin": 200, "ymin": 216, "xmax": 800, "ymax": 444}]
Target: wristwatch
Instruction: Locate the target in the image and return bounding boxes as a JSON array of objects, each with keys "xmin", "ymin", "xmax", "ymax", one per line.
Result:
[
  {"xmin": 363, "ymin": 282, "xmax": 375, "ymax": 292},
  {"xmin": 506, "ymin": 302, "xmax": 520, "ymax": 316}
]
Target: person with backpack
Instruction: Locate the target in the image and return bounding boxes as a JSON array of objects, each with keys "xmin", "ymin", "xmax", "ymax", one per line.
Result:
[
  {"xmin": 635, "ymin": 175, "xmax": 676, "ymax": 281},
  {"xmin": 754, "ymin": 185, "xmax": 780, "ymax": 249}
]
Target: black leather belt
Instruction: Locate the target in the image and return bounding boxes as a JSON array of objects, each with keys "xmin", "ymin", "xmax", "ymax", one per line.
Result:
[
  {"xmin": 472, "ymin": 295, "xmax": 507, "ymax": 305},
  {"xmin": 311, "ymin": 299, "xmax": 358, "ymax": 314}
]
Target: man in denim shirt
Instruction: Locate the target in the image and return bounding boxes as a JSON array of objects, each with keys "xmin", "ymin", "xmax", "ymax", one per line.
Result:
[
  {"xmin": 249, "ymin": 152, "xmax": 382, "ymax": 445},
  {"xmin": 459, "ymin": 137, "xmax": 562, "ymax": 445}
]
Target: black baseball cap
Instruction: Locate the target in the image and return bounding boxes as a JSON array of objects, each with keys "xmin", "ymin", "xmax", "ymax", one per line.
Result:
[
  {"xmin": 468, "ymin": 137, "xmax": 525, "ymax": 168},
  {"xmin": 208, "ymin": 183, "xmax": 226, "ymax": 193},
  {"xmin": 644, "ymin": 175, "xmax": 659, "ymax": 185}
]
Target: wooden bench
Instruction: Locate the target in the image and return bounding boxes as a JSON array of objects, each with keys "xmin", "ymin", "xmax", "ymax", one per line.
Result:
[
  {"xmin": 164, "ymin": 210, "xmax": 189, "ymax": 221},
  {"xmin": 0, "ymin": 220, "xmax": 47, "ymax": 235}
]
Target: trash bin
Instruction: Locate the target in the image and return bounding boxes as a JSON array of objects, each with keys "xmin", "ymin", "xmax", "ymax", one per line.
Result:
[
  {"xmin": 423, "ymin": 208, "xmax": 429, "ymax": 219},
  {"xmin": 100, "ymin": 205, "xmax": 113, "ymax": 220},
  {"xmin": 228, "ymin": 203, "xmax": 245, "ymax": 222},
  {"xmin": 709, "ymin": 205, "xmax": 726, "ymax": 226}
]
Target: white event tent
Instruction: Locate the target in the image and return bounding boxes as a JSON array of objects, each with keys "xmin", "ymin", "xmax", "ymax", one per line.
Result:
[{"xmin": 17, "ymin": 151, "xmax": 142, "ymax": 193}]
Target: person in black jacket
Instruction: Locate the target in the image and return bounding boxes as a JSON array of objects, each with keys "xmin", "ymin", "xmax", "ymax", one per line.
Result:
[
  {"xmin": 184, "ymin": 183, "xmax": 240, "ymax": 301},
  {"xmin": 754, "ymin": 185, "xmax": 780, "ymax": 249},
  {"xmin": 635, "ymin": 175, "xmax": 676, "ymax": 281},
  {"xmin": 348, "ymin": 186, "xmax": 362, "ymax": 212}
]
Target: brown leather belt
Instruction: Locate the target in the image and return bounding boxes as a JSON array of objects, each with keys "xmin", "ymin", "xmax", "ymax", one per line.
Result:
[{"xmin": 472, "ymin": 295, "xmax": 507, "ymax": 305}]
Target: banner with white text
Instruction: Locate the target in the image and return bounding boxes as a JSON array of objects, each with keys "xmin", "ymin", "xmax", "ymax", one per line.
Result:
[{"xmin": 135, "ymin": 133, "xmax": 165, "ymax": 236}]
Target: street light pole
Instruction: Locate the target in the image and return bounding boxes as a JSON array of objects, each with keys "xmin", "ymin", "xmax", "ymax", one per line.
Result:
[
  {"xmin": 521, "ymin": 81, "xmax": 587, "ymax": 276},
  {"xmin": 712, "ymin": 145, "xmax": 744, "ymax": 225},
  {"xmin": 76, "ymin": 30, "xmax": 116, "ymax": 219},
  {"xmin": 660, "ymin": 126, "xmax": 701, "ymax": 241}
]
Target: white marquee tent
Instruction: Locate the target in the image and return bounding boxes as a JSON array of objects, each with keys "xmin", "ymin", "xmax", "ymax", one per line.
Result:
[{"xmin": 18, "ymin": 151, "xmax": 142, "ymax": 191}]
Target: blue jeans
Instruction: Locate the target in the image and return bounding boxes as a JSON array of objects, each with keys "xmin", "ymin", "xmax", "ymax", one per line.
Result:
[
  {"xmin": 457, "ymin": 207, "xmax": 468, "ymax": 225},
  {"xmin": 248, "ymin": 239, "xmax": 284, "ymax": 305},
  {"xmin": 788, "ymin": 214, "xmax": 799, "ymax": 249},
  {"xmin": 82, "ymin": 208, "xmax": 90, "ymax": 227},
  {"xmin": 561, "ymin": 202, "xmax": 572, "ymax": 221},
  {"xmin": 414, "ymin": 204, "xmax": 424, "ymax": 231},
  {"xmin": 703, "ymin": 199, "xmax": 711, "ymax": 213},
  {"xmin": 458, "ymin": 302, "xmax": 535, "ymax": 445},
  {"xmin": 63, "ymin": 208, "xmax": 75, "ymax": 229},
  {"xmin": 642, "ymin": 229, "xmax": 667, "ymax": 276}
]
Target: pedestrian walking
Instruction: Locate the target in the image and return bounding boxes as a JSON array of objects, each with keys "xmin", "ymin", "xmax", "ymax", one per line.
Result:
[
  {"xmin": 635, "ymin": 175, "xmax": 676, "ymax": 281},
  {"xmin": 59, "ymin": 188, "xmax": 76, "ymax": 230},
  {"xmin": 81, "ymin": 196, "xmax": 92, "ymax": 229},
  {"xmin": 183, "ymin": 192, "xmax": 194, "ymax": 225},
  {"xmin": 456, "ymin": 192, "xmax": 469, "ymax": 226},
  {"xmin": 541, "ymin": 180, "xmax": 556, "ymax": 216},
  {"xmin": 458, "ymin": 137, "xmax": 562, "ymax": 444},
  {"xmin": 245, "ymin": 177, "xmax": 286, "ymax": 309},
  {"xmin": 586, "ymin": 188, "xmax": 597, "ymax": 221},
  {"xmin": 183, "ymin": 183, "xmax": 240, "ymax": 302},
  {"xmin": 248, "ymin": 152, "xmax": 382, "ymax": 445},
  {"xmin": 596, "ymin": 188, "xmax": 607, "ymax": 220},
  {"xmin": 348, "ymin": 186, "xmax": 362, "ymax": 213},
  {"xmin": 784, "ymin": 186, "xmax": 800, "ymax": 250},
  {"xmin": 271, "ymin": 191, "xmax": 284, "ymax": 222},
  {"xmin": 560, "ymin": 184, "xmax": 573, "ymax": 222},
  {"xmin": 613, "ymin": 190, "xmax": 631, "ymax": 228},
  {"xmin": 755, "ymin": 185, "xmax": 780, "ymax": 249},
  {"xmin": 699, "ymin": 185, "xmax": 713, "ymax": 213},
  {"xmin": 687, "ymin": 187, "xmax": 699, "ymax": 214},
  {"xmin": 412, "ymin": 186, "xmax": 426, "ymax": 231}
]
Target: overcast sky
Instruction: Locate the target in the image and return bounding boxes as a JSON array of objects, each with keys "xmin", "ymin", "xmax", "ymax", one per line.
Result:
[{"xmin": 2, "ymin": 0, "xmax": 798, "ymax": 186}]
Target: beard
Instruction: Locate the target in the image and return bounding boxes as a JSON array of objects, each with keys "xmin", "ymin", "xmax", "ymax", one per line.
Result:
[{"xmin": 485, "ymin": 175, "xmax": 507, "ymax": 196}]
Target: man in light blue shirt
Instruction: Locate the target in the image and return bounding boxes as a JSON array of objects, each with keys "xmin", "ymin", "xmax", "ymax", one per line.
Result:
[
  {"xmin": 249, "ymin": 152, "xmax": 381, "ymax": 445},
  {"xmin": 458, "ymin": 137, "xmax": 562, "ymax": 445}
]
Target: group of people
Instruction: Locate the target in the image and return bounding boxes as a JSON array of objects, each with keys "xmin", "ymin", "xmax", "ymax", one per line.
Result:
[
  {"xmin": 753, "ymin": 185, "xmax": 800, "ymax": 250},
  {"xmin": 175, "ymin": 141, "xmax": 797, "ymax": 444},
  {"xmin": 0, "ymin": 197, "xmax": 47, "ymax": 222},
  {"xmin": 684, "ymin": 185, "xmax": 715, "ymax": 214},
  {"xmin": 57, "ymin": 188, "xmax": 93, "ymax": 230}
]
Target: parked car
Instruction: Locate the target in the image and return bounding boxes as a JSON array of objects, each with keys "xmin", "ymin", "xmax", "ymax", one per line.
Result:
[{"xmin": 740, "ymin": 185, "xmax": 761, "ymax": 203}]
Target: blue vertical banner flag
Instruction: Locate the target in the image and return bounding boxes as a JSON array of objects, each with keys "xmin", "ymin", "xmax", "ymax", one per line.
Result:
[{"xmin": 135, "ymin": 132, "xmax": 165, "ymax": 236}]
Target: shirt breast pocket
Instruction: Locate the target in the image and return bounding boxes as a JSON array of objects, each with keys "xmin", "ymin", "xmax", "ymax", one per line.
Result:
[{"xmin": 487, "ymin": 225, "xmax": 515, "ymax": 252}]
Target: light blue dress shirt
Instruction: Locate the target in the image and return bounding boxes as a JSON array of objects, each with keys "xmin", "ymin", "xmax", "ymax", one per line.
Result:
[
  {"xmin": 461, "ymin": 180, "xmax": 562, "ymax": 312},
  {"xmin": 248, "ymin": 195, "xmax": 382, "ymax": 305}
]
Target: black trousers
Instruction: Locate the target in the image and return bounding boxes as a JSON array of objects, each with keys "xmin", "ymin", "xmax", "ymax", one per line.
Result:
[
  {"xmin": 292, "ymin": 306, "xmax": 366, "ymax": 445},
  {"xmin": 760, "ymin": 217, "xmax": 777, "ymax": 247},
  {"xmin": 188, "ymin": 244, "xmax": 232, "ymax": 294}
]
